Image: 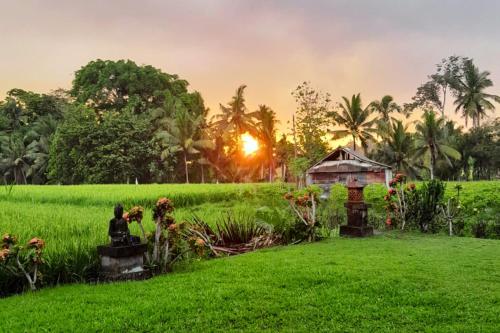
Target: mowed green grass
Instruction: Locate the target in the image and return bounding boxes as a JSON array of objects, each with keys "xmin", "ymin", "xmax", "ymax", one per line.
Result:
[{"xmin": 0, "ymin": 234, "xmax": 499, "ymax": 332}]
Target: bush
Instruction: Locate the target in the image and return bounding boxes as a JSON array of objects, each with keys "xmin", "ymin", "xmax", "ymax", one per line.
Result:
[{"xmin": 409, "ymin": 179, "xmax": 446, "ymax": 232}]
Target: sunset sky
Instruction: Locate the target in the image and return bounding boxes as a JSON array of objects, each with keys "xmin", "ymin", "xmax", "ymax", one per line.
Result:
[{"xmin": 1, "ymin": 0, "xmax": 499, "ymax": 130}]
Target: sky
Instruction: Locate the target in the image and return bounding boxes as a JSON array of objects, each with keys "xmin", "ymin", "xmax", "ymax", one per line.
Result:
[{"xmin": 1, "ymin": 0, "xmax": 499, "ymax": 131}]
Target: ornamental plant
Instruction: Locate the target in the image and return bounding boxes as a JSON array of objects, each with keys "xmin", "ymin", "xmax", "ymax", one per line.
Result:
[
  {"xmin": 152, "ymin": 197, "xmax": 175, "ymax": 263},
  {"xmin": 1, "ymin": 233, "xmax": 45, "ymax": 291},
  {"xmin": 128, "ymin": 205, "xmax": 146, "ymax": 241},
  {"xmin": 284, "ymin": 186, "xmax": 321, "ymax": 242},
  {"xmin": 384, "ymin": 173, "xmax": 415, "ymax": 230}
]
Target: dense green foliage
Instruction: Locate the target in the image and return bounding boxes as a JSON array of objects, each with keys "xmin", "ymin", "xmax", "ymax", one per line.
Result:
[
  {"xmin": 1, "ymin": 56, "xmax": 499, "ymax": 185},
  {"xmin": 48, "ymin": 108, "xmax": 157, "ymax": 183},
  {"xmin": 1, "ymin": 234, "xmax": 499, "ymax": 332}
]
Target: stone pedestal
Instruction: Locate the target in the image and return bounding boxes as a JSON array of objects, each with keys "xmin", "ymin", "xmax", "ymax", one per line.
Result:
[
  {"xmin": 340, "ymin": 179, "xmax": 373, "ymax": 237},
  {"xmin": 97, "ymin": 244, "xmax": 148, "ymax": 281}
]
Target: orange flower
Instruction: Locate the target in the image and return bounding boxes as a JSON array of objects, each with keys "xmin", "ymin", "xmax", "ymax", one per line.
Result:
[
  {"xmin": 28, "ymin": 237, "xmax": 45, "ymax": 250},
  {"xmin": 129, "ymin": 206, "xmax": 144, "ymax": 223},
  {"xmin": 0, "ymin": 248, "xmax": 10, "ymax": 261},
  {"xmin": 195, "ymin": 238, "xmax": 206, "ymax": 247},
  {"xmin": 2, "ymin": 233, "xmax": 16, "ymax": 245}
]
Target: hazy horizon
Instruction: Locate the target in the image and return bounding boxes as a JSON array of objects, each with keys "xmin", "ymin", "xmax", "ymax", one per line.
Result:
[{"xmin": 1, "ymin": 0, "xmax": 499, "ymax": 130}]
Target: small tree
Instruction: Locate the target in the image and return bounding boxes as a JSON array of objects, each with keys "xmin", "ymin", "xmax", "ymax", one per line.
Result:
[
  {"xmin": 1, "ymin": 234, "xmax": 45, "ymax": 291},
  {"xmin": 284, "ymin": 186, "xmax": 321, "ymax": 242}
]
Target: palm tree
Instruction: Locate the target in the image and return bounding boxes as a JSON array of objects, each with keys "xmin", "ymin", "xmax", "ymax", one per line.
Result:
[
  {"xmin": 24, "ymin": 115, "xmax": 59, "ymax": 183},
  {"xmin": 369, "ymin": 95, "xmax": 402, "ymax": 122},
  {"xmin": 213, "ymin": 85, "xmax": 258, "ymax": 140},
  {"xmin": 376, "ymin": 120, "xmax": 420, "ymax": 178},
  {"xmin": 253, "ymin": 105, "xmax": 278, "ymax": 182},
  {"xmin": 331, "ymin": 94, "xmax": 377, "ymax": 151},
  {"xmin": 414, "ymin": 111, "xmax": 461, "ymax": 179},
  {"xmin": 453, "ymin": 60, "xmax": 500, "ymax": 128},
  {"xmin": 0, "ymin": 135, "xmax": 31, "ymax": 184},
  {"xmin": 156, "ymin": 106, "xmax": 213, "ymax": 183}
]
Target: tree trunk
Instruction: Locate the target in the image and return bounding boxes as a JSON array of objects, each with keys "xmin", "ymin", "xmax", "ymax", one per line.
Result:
[
  {"xmin": 352, "ymin": 136, "xmax": 357, "ymax": 151},
  {"xmin": 200, "ymin": 164, "xmax": 205, "ymax": 183},
  {"xmin": 430, "ymin": 149, "xmax": 436, "ymax": 180},
  {"xmin": 183, "ymin": 151, "xmax": 189, "ymax": 184},
  {"xmin": 268, "ymin": 150, "xmax": 274, "ymax": 182},
  {"xmin": 441, "ymin": 85, "xmax": 447, "ymax": 118}
]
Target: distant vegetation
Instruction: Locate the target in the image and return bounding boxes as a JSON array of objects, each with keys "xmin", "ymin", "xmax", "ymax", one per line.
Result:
[{"xmin": 0, "ymin": 56, "xmax": 498, "ymax": 184}]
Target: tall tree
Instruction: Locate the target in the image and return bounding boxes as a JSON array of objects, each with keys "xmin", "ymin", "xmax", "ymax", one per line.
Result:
[
  {"xmin": 71, "ymin": 59, "xmax": 189, "ymax": 116},
  {"xmin": 406, "ymin": 56, "xmax": 469, "ymax": 117},
  {"xmin": 331, "ymin": 94, "xmax": 377, "ymax": 151},
  {"xmin": 414, "ymin": 111, "xmax": 461, "ymax": 179},
  {"xmin": 291, "ymin": 82, "xmax": 331, "ymax": 163},
  {"xmin": 156, "ymin": 106, "xmax": 213, "ymax": 183},
  {"xmin": 213, "ymin": 85, "xmax": 257, "ymax": 139},
  {"xmin": 371, "ymin": 120, "xmax": 420, "ymax": 178},
  {"xmin": 254, "ymin": 105, "xmax": 278, "ymax": 182},
  {"xmin": 0, "ymin": 135, "xmax": 30, "ymax": 184},
  {"xmin": 452, "ymin": 60, "xmax": 500, "ymax": 128},
  {"xmin": 369, "ymin": 95, "xmax": 402, "ymax": 122}
]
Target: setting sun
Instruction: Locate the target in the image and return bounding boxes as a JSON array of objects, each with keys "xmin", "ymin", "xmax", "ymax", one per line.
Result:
[{"xmin": 241, "ymin": 133, "xmax": 259, "ymax": 156}]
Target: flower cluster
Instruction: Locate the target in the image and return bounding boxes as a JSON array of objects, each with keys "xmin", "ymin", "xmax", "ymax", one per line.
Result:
[
  {"xmin": 2, "ymin": 233, "xmax": 17, "ymax": 247},
  {"xmin": 188, "ymin": 236, "xmax": 206, "ymax": 256},
  {"xmin": 284, "ymin": 192, "xmax": 315, "ymax": 208},
  {"xmin": 0, "ymin": 248, "xmax": 10, "ymax": 261},
  {"xmin": 159, "ymin": 215, "xmax": 176, "ymax": 229},
  {"xmin": 153, "ymin": 197, "xmax": 174, "ymax": 220},
  {"xmin": 123, "ymin": 211, "xmax": 130, "ymax": 223},
  {"xmin": 28, "ymin": 237, "xmax": 45, "ymax": 250},
  {"xmin": 128, "ymin": 206, "xmax": 144, "ymax": 223},
  {"xmin": 388, "ymin": 173, "xmax": 404, "ymax": 187}
]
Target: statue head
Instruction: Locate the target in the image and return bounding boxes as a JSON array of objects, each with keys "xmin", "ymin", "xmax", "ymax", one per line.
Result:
[{"xmin": 114, "ymin": 204, "xmax": 124, "ymax": 220}]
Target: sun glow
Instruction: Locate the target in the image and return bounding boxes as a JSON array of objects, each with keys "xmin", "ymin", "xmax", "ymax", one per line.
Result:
[{"xmin": 241, "ymin": 133, "xmax": 259, "ymax": 156}]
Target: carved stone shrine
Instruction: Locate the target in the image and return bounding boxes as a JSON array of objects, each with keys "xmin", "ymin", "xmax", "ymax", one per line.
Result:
[
  {"xmin": 340, "ymin": 178, "xmax": 374, "ymax": 237},
  {"xmin": 97, "ymin": 204, "xmax": 148, "ymax": 281}
]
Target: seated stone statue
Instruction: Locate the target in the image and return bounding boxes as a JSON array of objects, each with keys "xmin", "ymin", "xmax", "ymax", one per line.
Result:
[{"xmin": 109, "ymin": 204, "xmax": 138, "ymax": 246}]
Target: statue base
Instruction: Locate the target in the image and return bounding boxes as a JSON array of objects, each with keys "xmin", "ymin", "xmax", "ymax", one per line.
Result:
[
  {"xmin": 97, "ymin": 244, "xmax": 149, "ymax": 281},
  {"xmin": 339, "ymin": 225, "xmax": 374, "ymax": 237}
]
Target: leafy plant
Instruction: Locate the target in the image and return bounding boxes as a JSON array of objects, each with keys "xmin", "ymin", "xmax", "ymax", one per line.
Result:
[
  {"xmin": 1, "ymin": 234, "xmax": 45, "ymax": 291},
  {"xmin": 284, "ymin": 186, "xmax": 322, "ymax": 242}
]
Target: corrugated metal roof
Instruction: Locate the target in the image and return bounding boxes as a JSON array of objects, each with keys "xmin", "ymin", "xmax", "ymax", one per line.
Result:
[{"xmin": 307, "ymin": 147, "xmax": 391, "ymax": 174}]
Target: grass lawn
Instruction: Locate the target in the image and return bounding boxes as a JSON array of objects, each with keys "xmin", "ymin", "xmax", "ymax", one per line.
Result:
[{"xmin": 1, "ymin": 233, "xmax": 499, "ymax": 332}]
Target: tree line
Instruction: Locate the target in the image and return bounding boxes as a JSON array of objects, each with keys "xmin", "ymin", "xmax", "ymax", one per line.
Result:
[{"xmin": 0, "ymin": 56, "xmax": 498, "ymax": 184}]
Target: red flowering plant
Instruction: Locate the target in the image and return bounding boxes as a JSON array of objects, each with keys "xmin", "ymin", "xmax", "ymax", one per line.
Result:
[
  {"xmin": 284, "ymin": 186, "xmax": 321, "ymax": 242},
  {"xmin": 147, "ymin": 197, "xmax": 198, "ymax": 271},
  {"xmin": 128, "ymin": 206, "xmax": 146, "ymax": 241},
  {"xmin": 1, "ymin": 234, "xmax": 45, "ymax": 291},
  {"xmin": 384, "ymin": 173, "xmax": 416, "ymax": 230}
]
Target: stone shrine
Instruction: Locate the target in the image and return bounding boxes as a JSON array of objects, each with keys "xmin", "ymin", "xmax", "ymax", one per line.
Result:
[
  {"xmin": 340, "ymin": 178, "xmax": 374, "ymax": 237},
  {"xmin": 97, "ymin": 204, "xmax": 148, "ymax": 280}
]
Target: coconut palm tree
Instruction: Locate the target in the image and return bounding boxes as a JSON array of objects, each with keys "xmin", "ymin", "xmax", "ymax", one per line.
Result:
[
  {"xmin": 452, "ymin": 60, "xmax": 500, "ymax": 128},
  {"xmin": 156, "ymin": 106, "xmax": 213, "ymax": 183},
  {"xmin": 377, "ymin": 120, "xmax": 420, "ymax": 178},
  {"xmin": 414, "ymin": 111, "xmax": 461, "ymax": 179},
  {"xmin": 331, "ymin": 94, "xmax": 377, "ymax": 151},
  {"xmin": 253, "ymin": 105, "xmax": 278, "ymax": 182},
  {"xmin": 369, "ymin": 95, "xmax": 402, "ymax": 122},
  {"xmin": 23, "ymin": 115, "xmax": 59, "ymax": 183},
  {"xmin": 213, "ymin": 85, "xmax": 258, "ymax": 139},
  {"xmin": 0, "ymin": 135, "xmax": 31, "ymax": 184}
]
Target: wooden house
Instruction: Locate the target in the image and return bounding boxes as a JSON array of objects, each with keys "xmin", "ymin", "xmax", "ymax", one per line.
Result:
[{"xmin": 306, "ymin": 147, "xmax": 392, "ymax": 187}]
